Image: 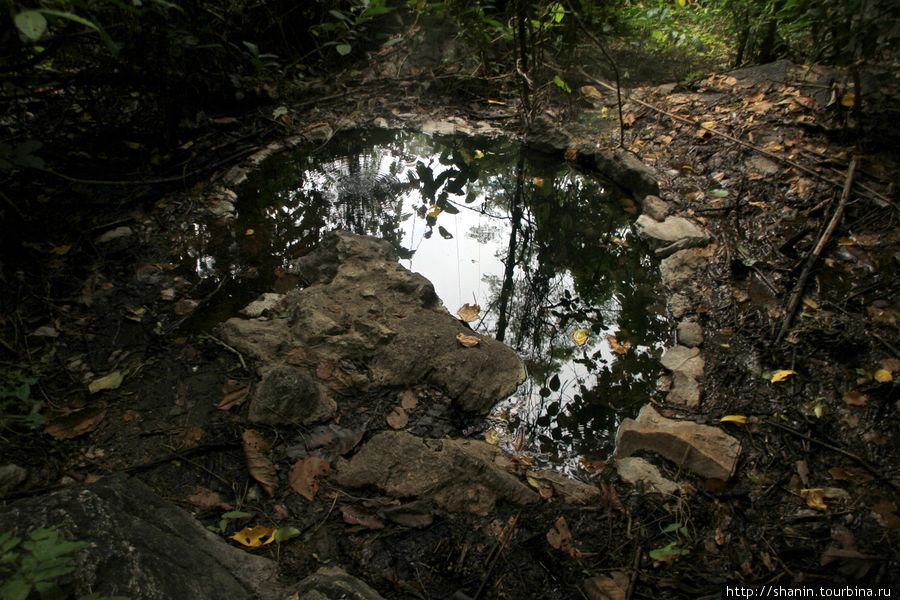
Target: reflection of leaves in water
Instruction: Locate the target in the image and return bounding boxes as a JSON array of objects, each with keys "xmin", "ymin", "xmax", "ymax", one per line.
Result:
[{"xmin": 468, "ymin": 223, "xmax": 501, "ymax": 244}]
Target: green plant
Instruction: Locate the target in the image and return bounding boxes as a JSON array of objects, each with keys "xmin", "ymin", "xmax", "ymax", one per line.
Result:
[
  {"xmin": 207, "ymin": 510, "xmax": 252, "ymax": 535},
  {"xmin": 649, "ymin": 522, "xmax": 691, "ymax": 563},
  {"xmin": 0, "ymin": 369, "xmax": 43, "ymax": 430},
  {"xmin": 309, "ymin": 0, "xmax": 397, "ymax": 57},
  {"xmin": 0, "ymin": 527, "xmax": 128, "ymax": 600}
]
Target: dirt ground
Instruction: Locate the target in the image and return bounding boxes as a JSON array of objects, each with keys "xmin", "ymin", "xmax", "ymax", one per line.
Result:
[{"xmin": 1, "ymin": 56, "xmax": 898, "ymax": 599}]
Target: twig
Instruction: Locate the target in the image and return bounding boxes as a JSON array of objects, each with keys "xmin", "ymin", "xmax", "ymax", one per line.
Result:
[
  {"xmin": 201, "ymin": 333, "xmax": 248, "ymax": 372},
  {"xmin": 775, "ymin": 156, "xmax": 857, "ymax": 344}
]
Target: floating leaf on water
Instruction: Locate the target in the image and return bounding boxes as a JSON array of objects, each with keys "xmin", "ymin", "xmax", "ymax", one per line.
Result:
[
  {"xmin": 485, "ymin": 429, "xmax": 500, "ymax": 445},
  {"xmin": 474, "ymin": 150, "xmax": 485, "ymax": 159},
  {"xmin": 231, "ymin": 524, "xmax": 277, "ymax": 547},
  {"xmin": 456, "ymin": 332, "xmax": 480, "ymax": 347},
  {"xmin": 427, "ymin": 205, "xmax": 442, "ymax": 218},
  {"xmin": 606, "ymin": 334, "xmax": 631, "ymax": 354},
  {"xmin": 88, "ymin": 371, "xmax": 124, "ymax": 394},
  {"xmin": 457, "ymin": 303, "xmax": 480, "ymax": 322},
  {"xmin": 573, "ymin": 329, "xmax": 588, "ymax": 346},
  {"xmin": 769, "ymin": 369, "xmax": 797, "ymax": 383}
]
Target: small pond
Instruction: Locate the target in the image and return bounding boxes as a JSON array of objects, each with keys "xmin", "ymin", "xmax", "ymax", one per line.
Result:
[{"xmin": 179, "ymin": 129, "xmax": 669, "ymax": 471}]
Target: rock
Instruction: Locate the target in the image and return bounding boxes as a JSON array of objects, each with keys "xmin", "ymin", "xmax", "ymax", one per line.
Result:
[
  {"xmin": 240, "ymin": 293, "xmax": 286, "ymax": 318},
  {"xmin": 0, "ymin": 475, "xmax": 279, "ymax": 600},
  {"xmin": 526, "ymin": 470, "xmax": 601, "ymax": 504},
  {"xmin": 218, "ymin": 317, "xmax": 292, "ymax": 372},
  {"xmin": 249, "ymin": 365, "xmax": 335, "ymax": 426},
  {"xmin": 287, "ymin": 231, "xmax": 525, "ymax": 414},
  {"xmin": 634, "ymin": 215, "xmax": 711, "ymax": 255},
  {"xmin": 0, "ymin": 463, "xmax": 27, "ymax": 498},
  {"xmin": 660, "ymin": 345, "xmax": 705, "ymax": 379},
  {"xmin": 615, "ymin": 404, "xmax": 741, "ymax": 480},
  {"xmin": 660, "ymin": 249, "xmax": 707, "ymax": 288},
  {"xmin": 96, "ymin": 226, "xmax": 133, "ymax": 243},
  {"xmin": 641, "ymin": 195, "xmax": 670, "ymax": 221},
  {"xmin": 616, "ymin": 456, "xmax": 681, "ymax": 495},
  {"xmin": 334, "ymin": 431, "xmax": 538, "ymax": 515},
  {"xmin": 524, "ymin": 114, "xmax": 571, "ymax": 155},
  {"xmin": 666, "ymin": 371, "xmax": 701, "ymax": 407},
  {"xmin": 293, "ymin": 567, "xmax": 385, "ymax": 600},
  {"xmin": 676, "ymin": 321, "xmax": 703, "ymax": 347},
  {"xmin": 668, "ymin": 293, "xmax": 692, "ymax": 318},
  {"xmin": 592, "ymin": 149, "xmax": 660, "ymax": 201}
]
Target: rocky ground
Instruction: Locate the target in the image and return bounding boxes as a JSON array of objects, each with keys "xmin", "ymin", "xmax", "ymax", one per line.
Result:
[{"xmin": 1, "ymin": 57, "xmax": 898, "ymax": 599}]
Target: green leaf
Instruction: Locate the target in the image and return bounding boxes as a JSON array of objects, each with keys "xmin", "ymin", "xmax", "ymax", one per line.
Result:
[
  {"xmin": 274, "ymin": 526, "xmax": 301, "ymax": 543},
  {"xmin": 336, "ymin": 43, "xmax": 352, "ymax": 56},
  {"xmin": 221, "ymin": 510, "xmax": 252, "ymax": 520},
  {"xmin": 382, "ymin": 36, "xmax": 403, "ymax": 48},
  {"xmin": 709, "ymin": 189, "xmax": 729, "ymax": 198},
  {"xmin": 88, "ymin": 371, "xmax": 124, "ymax": 394},
  {"xmin": 1, "ymin": 578, "xmax": 32, "ymax": 600},
  {"xmin": 661, "ymin": 522, "xmax": 683, "ymax": 534},
  {"xmin": 37, "ymin": 10, "xmax": 101, "ymax": 33},
  {"xmin": 15, "ymin": 11, "xmax": 48, "ymax": 41},
  {"xmin": 553, "ymin": 75, "xmax": 571, "ymax": 93}
]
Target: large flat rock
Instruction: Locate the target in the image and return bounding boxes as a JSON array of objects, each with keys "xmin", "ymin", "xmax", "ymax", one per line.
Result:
[
  {"xmin": 334, "ymin": 431, "xmax": 538, "ymax": 515},
  {"xmin": 0, "ymin": 475, "xmax": 279, "ymax": 600},
  {"xmin": 615, "ymin": 404, "xmax": 741, "ymax": 480}
]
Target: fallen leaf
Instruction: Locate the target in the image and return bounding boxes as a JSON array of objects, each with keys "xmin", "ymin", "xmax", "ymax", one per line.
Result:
[
  {"xmin": 218, "ymin": 380, "xmax": 250, "ymax": 410},
  {"xmin": 873, "ymin": 502, "xmax": 900, "ymax": 529},
  {"xmin": 770, "ymin": 369, "xmax": 797, "ymax": 383},
  {"xmin": 286, "ymin": 347, "xmax": 307, "ymax": 365},
  {"xmin": 584, "ymin": 571, "xmax": 629, "ymax": 600},
  {"xmin": 456, "ymin": 332, "xmax": 480, "ymax": 347},
  {"xmin": 719, "ymin": 415, "xmax": 748, "ymax": 425},
  {"xmin": 485, "ymin": 429, "xmax": 500, "ymax": 445},
  {"xmin": 289, "ymin": 457, "xmax": 330, "ymax": 501},
  {"xmin": 88, "ymin": 371, "xmax": 124, "ymax": 394},
  {"xmin": 44, "ymin": 408, "xmax": 105, "ymax": 439},
  {"xmin": 340, "ymin": 504, "xmax": 385, "ymax": 530},
  {"xmin": 573, "ymin": 329, "xmax": 588, "ymax": 346},
  {"xmin": 801, "ymin": 488, "xmax": 828, "ymax": 510},
  {"xmin": 274, "ymin": 526, "xmax": 301, "ymax": 543},
  {"xmin": 173, "ymin": 298, "xmax": 198, "ymax": 315},
  {"xmin": 231, "ymin": 524, "xmax": 276, "ymax": 547},
  {"xmin": 880, "ymin": 358, "xmax": 900, "ymax": 373},
  {"xmin": 386, "ymin": 406, "xmax": 408, "ymax": 429},
  {"xmin": 546, "ymin": 516, "xmax": 581, "ymax": 559},
  {"xmin": 457, "ymin": 303, "xmax": 481, "ymax": 322},
  {"xmin": 606, "ymin": 334, "xmax": 631, "ymax": 354},
  {"xmin": 400, "ymin": 389, "xmax": 418, "ymax": 410},
  {"xmin": 242, "ymin": 430, "xmax": 277, "ymax": 497},
  {"xmin": 527, "ymin": 474, "xmax": 554, "ymax": 500},
  {"xmin": 874, "ymin": 369, "xmax": 892, "ymax": 383},
  {"xmin": 316, "ymin": 361, "xmax": 334, "ymax": 379},
  {"xmin": 842, "ymin": 391, "xmax": 867, "ymax": 406},
  {"xmin": 185, "ymin": 486, "xmax": 231, "ymax": 510}
]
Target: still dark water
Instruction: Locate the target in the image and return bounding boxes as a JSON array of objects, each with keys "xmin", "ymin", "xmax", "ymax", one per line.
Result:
[{"xmin": 180, "ymin": 129, "xmax": 668, "ymax": 472}]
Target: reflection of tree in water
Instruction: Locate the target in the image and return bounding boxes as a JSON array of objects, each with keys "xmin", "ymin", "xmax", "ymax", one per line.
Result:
[{"xmin": 481, "ymin": 149, "xmax": 666, "ymax": 461}]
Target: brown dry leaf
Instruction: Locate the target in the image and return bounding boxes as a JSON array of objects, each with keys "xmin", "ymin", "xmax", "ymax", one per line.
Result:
[
  {"xmin": 386, "ymin": 406, "xmax": 409, "ymax": 429},
  {"xmin": 400, "ymin": 389, "xmax": 418, "ymax": 410},
  {"xmin": 44, "ymin": 408, "xmax": 105, "ymax": 439},
  {"xmin": 289, "ymin": 457, "xmax": 330, "ymax": 501},
  {"xmin": 606, "ymin": 334, "xmax": 631, "ymax": 355},
  {"xmin": 457, "ymin": 303, "xmax": 481, "ymax": 322},
  {"xmin": 456, "ymin": 332, "xmax": 480, "ymax": 347},
  {"xmin": 174, "ymin": 298, "xmax": 198, "ymax": 316},
  {"xmin": 526, "ymin": 474, "xmax": 554, "ymax": 500},
  {"xmin": 285, "ymin": 347, "xmax": 307, "ymax": 365},
  {"xmin": 340, "ymin": 504, "xmax": 385, "ymax": 530},
  {"xmin": 546, "ymin": 516, "xmax": 582, "ymax": 559},
  {"xmin": 584, "ymin": 571, "xmax": 629, "ymax": 600},
  {"xmin": 880, "ymin": 358, "xmax": 900, "ymax": 373},
  {"xmin": 316, "ymin": 361, "xmax": 334, "ymax": 380},
  {"xmin": 622, "ymin": 113, "xmax": 636, "ymax": 126},
  {"xmin": 873, "ymin": 502, "xmax": 900, "ymax": 529},
  {"xmin": 218, "ymin": 380, "xmax": 250, "ymax": 410},
  {"xmin": 242, "ymin": 430, "xmax": 277, "ymax": 497},
  {"xmin": 185, "ymin": 486, "xmax": 232, "ymax": 511},
  {"xmin": 231, "ymin": 524, "xmax": 276, "ymax": 547},
  {"xmin": 801, "ymin": 488, "xmax": 828, "ymax": 511},
  {"xmin": 842, "ymin": 390, "xmax": 868, "ymax": 406}
]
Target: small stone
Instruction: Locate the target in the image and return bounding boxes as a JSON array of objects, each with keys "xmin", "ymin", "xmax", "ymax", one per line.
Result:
[
  {"xmin": 641, "ymin": 195, "xmax": 670, "ymax": 221},
  {"xmin": 667, "ymin": 371, "xmax": 701, "ymax": 407},
  {"xmin": 660, "ymin": 345, "xmax": 705, "ymax": 379},
  {"xmin": 240, "ymin": 293, "xmax": 286, "ymax": 318},
  {"xmin": 0, "ymin": 464, "xmax": 27, "ymax": 498},
  {"xmin": 616, "ymin": 457, "xmax": 680, "ymax": 495},
  {"xmin": 660, "ymin": 249, "xmax": 707, "ymax": 288},
  {"xmin": 668, "ymin": 293, "xmax": 692, "ymax": 318},
  {"xmin": 97, "ymin": 226, "xmax": 133, "ymax": 243},
  {"xmin": 635, "ymin": 215, "xmax": 710, "ymax": 248},
  {"xmin": 676, "ymin": 321, "xmax": 704, "ymax": 347},
  {"xmin": 249, "ymin": 365, "xmax": 335, "ymax": 426}
]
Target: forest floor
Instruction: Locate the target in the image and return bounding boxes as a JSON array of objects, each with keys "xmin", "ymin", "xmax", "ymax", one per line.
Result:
[{"xmin": 1, "ymin": 52, "xmax": 899, "ymax": 599}]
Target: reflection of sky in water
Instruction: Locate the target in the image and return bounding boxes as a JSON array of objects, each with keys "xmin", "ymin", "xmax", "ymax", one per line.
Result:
[{"xmin": 217, "ymin": 130, "xmax": 669, "ymax": 473}]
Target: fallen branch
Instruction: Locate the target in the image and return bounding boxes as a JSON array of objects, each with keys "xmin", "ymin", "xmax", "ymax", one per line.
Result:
[{"xmin": 775, "ymin": 156, "xmax": 857, "ymax": 344}]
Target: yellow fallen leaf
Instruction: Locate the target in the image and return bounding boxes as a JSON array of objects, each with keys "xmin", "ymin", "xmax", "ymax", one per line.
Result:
[
  {"xmin": 800, "ymin": 488, "xmax": 827, "ymax": 511},
  {"xmin": 573, "ymin": 329, "xmax": 588, "ymax": 346},
  {"xmin": 88, "ymin": 371, "xmax": 124, "ymax": 394},
  {"xmin": 719, "ymin": 415, "xmax": 748, "ymax": 425},
  {"xmin": 485, "ymin": 429, "xmax": 500, "ymax": 445},
  {"xmin": 474, "ymin": 149, "xmax": 485, "ymax": 159},
  {"xmin": 245, "ymin": 229, "xmax": 255, "ymax": 236},
  {"xmin": 231, "ymin": 524, "xmax": 277, "ymax": 547},
  {"xmin": 457, "ymin": 303, "xmax": 480, "ymax": 322},
  {"xmin": 770, "ymin": 369, "xmax": 797, "ymax": 383},
  {"xmin": 427, "ymin": 205, "xmax": 442, "ymax": 218},
  {"xmin": 840, "ymin": 93, "xmax": 856, "ymax": 107},
  {"xmin": 874, "ymin": 369, "xmax": 893, "ymax": 383},
  {"xmin": 456, "ymin": 332, "xmax": 480, "ymax": 347},
  {"xmin": 531, "ymin": 177, "xmax": 544, "ymax": 187},
  {"xmin": 607, "ymin": 334, "xmax": 631, "ymax": 355}
]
